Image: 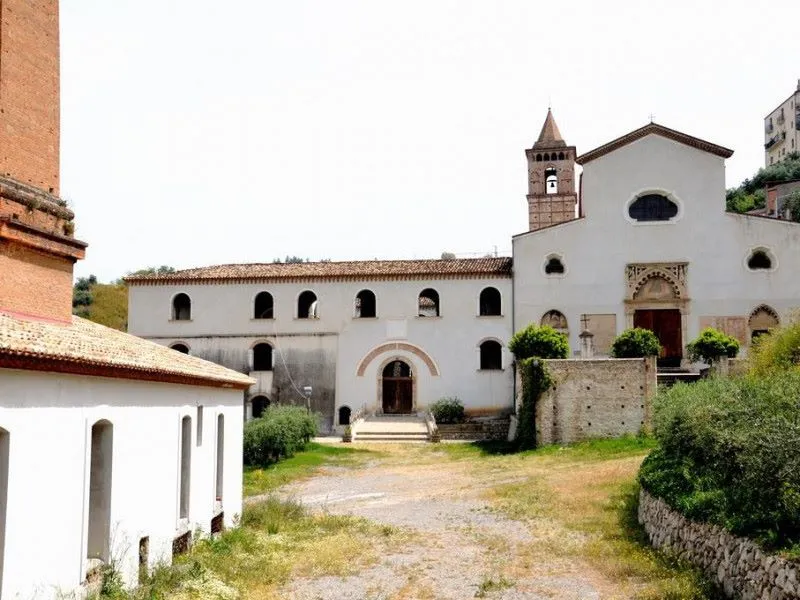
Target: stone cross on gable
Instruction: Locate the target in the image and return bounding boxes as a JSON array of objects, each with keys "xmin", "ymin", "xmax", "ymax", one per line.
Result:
[{"xmin": 581, "ymin": 314, "xmax": 590, "ymax": 331}]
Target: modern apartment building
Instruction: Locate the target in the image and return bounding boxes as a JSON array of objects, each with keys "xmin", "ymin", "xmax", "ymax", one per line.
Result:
[{"xmin": 764, "ymin": 80, "xmax": 800, "ymax": 166}]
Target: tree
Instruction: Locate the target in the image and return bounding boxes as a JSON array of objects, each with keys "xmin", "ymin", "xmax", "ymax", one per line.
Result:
[
  {"xmin": 440, "ymin": 252, "xmax": 456, "ymax": 260},
  {"xmin": 611, "ymin": 328, "xmax": 661, "ymax": 358},
  {"xmin": 508, "ymin": 324, "xmax": 569, "ymax": 360},
  {"xmin": 686, "ymin": 328, "xmax": 740, "ymax": 364},
  {"xmin": 726, "ymin": 155, "xmax": 800, "ymax": 214},
  {"xmin": 128, "ymin": 265, "xmax": 176, "ymax": 277}
]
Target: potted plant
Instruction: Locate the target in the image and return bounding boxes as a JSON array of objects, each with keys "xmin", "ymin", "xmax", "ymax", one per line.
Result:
[{"xmin": 342, "ymin": 425, "xmax": 352, "ymax": 443}]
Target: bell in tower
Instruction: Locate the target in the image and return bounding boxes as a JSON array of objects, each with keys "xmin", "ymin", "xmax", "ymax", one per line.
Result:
[{"xmin": 524, "ymin": 109, "xmax": 578, "ymax": 231}]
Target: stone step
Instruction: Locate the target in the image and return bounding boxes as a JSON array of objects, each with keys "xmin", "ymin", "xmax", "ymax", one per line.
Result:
[{"xmin": 354, "ymin": 434, "xmax": 430, "ymax": 442}]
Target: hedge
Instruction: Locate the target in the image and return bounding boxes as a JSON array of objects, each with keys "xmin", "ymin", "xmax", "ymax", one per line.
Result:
[
  {"xmin": 610, "ymin": 327, "xmax": 661, "ymax": 358},
  {"xmin": 508, "ymin": 324, "xmax": 569, "ymax": 361},
  {"xmin": 243, "ymin": 406, "xmax": 318, "ymax": 467},
  {"xmin": 686, "ymin": 327, "xmax": 740, "ymax": 364},
  {"xmin": 639, "ymin": 373, "xmax": 800, "ymax": 551}
]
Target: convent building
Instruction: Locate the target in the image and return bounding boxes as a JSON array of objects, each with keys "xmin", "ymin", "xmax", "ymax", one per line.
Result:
[{"xmin": 128, "ymin": 110, "xmax": 800, "ymax": 432}]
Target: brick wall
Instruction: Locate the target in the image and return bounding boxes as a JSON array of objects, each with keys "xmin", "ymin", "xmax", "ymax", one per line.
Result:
[
  {"xmin": 0, "ymin": 241, "xmax": 74, "ymax": 322},
  {"xmin": 516, "ymin": 357, "xmax": 657, "ymax": 445},
  {"xmin": 0, "ymin": 0, "xmax": 60, "ymax": 194}
]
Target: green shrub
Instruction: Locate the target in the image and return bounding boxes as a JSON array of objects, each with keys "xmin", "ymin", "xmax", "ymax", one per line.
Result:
[
  {"xmin": 639, "ymin": 373, "xmax": 800, "ymax": 550},
  {"xmin": 243, "ymin": 406, "xmax": 318, "ymax": 467},
  {"xmin": 686, "ymin": 327, "xmax": 740, "ymax": 364},
  {"xmin": 429, "ymin": 397, "xmax": 465, "ymax": 424},
  {"xmin": 610, "ymin": 328, "xmax": 661, "ymax": 358},
  {"xmin": 748, "ymin": 321, "xmax": 800, "ymax": 376},
  {"xmin": 508, "ymin": 324, "xmax": 569, "ymax": 361}
]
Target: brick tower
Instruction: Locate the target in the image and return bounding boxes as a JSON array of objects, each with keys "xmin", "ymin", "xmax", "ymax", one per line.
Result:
[
  {"xmin": 525, "ymin": 109, "xmax": 578, "ymax": 231},
  {"xmin": 0, "ymin": 0, "xmax": 86, "ymax": 322}
]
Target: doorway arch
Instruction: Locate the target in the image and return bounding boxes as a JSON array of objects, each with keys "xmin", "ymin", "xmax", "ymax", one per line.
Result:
[{"xmin": 381, "ymin": 360, "xmax": 414, "ymax": 414}]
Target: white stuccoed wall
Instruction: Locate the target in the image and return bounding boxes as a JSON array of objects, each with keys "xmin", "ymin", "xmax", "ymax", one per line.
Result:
[
  {"xmin": 0, "ymin": 369, "xmax": 243, "ymax": 600},
  {"xmin": 128, "ymin": 276, "xmax": 515, "ymax": 426},
  {"xmin": 513, "ymin": 134, "xmax": 800, "ymax": 353}
]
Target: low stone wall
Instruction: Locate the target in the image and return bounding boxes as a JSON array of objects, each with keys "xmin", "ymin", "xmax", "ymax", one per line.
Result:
[
  {"xmin": 516, "ymin": 357, "xmax": 656, "ymax": 445},
  {"xmin": 437, "ymin": 419, "xmax": 509, "ymax": 441},
  {"xmin": 638, "ymin": 489, "xmax": 800, "ymax": 599}
]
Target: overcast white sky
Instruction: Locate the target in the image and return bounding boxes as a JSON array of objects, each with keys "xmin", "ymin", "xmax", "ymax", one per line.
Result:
[{"xmin": 61, "ymin": 0, "xmax": 799, "ymax": 282}]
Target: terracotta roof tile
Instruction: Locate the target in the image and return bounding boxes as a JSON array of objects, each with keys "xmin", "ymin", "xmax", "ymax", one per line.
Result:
[
  {"xmin": 126, "ymin": 257, "xmax": 513, "ymax": 284},
  {"xmin": 0, "ymin": 313, "xmax": 253, "ymax": 389}
]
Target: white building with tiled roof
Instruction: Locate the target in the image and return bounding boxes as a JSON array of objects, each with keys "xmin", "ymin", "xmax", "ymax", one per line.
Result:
[
  {"xmin": 127, "ymin": 258, "xmax": 514, "ymax": 432},
  {"xmin": 0, "ymin": 2, "xmax": 252, "ymax": 597}
]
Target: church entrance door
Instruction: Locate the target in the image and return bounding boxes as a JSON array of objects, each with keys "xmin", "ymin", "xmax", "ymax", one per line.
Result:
[
  {"xmin": 634, "ymin": 309, "xmax": 682, "ymax": 367},
  {"xmin": 382, "ymin": 360, "xmax": 413, "ymax": 414}
]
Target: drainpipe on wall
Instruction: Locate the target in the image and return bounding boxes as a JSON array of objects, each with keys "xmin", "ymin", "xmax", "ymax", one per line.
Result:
[{"xmin": 511, "ymin": 256, "xmax": 517, "ymax": 414}]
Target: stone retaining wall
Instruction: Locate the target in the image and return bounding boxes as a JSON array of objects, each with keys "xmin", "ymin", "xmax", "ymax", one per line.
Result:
[
  {"xmin": 638, "ymin": 489, "xmax": 799, "ymax": 599},
  {"xmin": 437, "ymin": 419, "xmax": 509, "ymax": 441}
]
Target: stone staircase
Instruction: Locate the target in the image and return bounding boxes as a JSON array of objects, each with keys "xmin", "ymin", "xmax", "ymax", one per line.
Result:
[
  {"xmin": 657, "ymin": 367, "xmax": 703, "ymax": 387},
  {"xmin": 351, "ymin": 414, "xmax": 431, "ymax": 442}
]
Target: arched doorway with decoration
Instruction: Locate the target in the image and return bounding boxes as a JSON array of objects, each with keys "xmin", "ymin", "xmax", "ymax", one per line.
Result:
[
  {"xmin": 381, "ymin": 360, "xmax": 414, "ymax": 414},
  {"xmin": 625, "ymin": 263, "xmax": 689, "ymax": 368}
]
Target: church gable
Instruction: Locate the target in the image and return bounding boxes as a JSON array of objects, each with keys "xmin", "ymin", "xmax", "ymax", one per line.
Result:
[{"xmin": 576, "ymin": 123, "xmax": 733, "ymax": 166}]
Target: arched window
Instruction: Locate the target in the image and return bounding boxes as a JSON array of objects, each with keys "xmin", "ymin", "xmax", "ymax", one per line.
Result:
[
  {"xmin": 179, "ymin": 416, "xmax": 191, "ymax": 519},
  {"xmin": 479, "ymin": 340, "xmax": 502, "ymax": 370},
  {"xmin": 536, "ymin": 153, "xmax": 543, "ymax": 162},
  {"xmin": 545, "ymin": 167, "xmax": 558, "ymax": 194},
  {"xmin": 543, "ymin": 153, "xmax": 550, "ymax": 161},
  {"xmin": 170, "ymin": 343, "xmax": 189, "ymax": 354},
  {"xmin": 418, "ymin": 289, "xmax": 440, "ymax": 317},
  {"xmin": 87, "ymin": 420, "xmax": 113, "ymax": 562},
  {"xmin": 544, "ymin": 256, "xmax": 565, "ymax": 275},
  {"xmin": 298, "ymin": 291, "xmax": 318, "ymax": 319},
  {"xmin": 558, "ymin": 151, "xmax": 565, "ymax": 160},
  {"xmin": 252, "ymin": 343, "xmax": 273, "ymax": 371},
  {"xmin": 479, "ymin": 287, "xmax": 501, "ymax": 316},
  {"xmin": 254, "ymin": 292, "xmax": 274, "ymax": 319},
  {"xmin": 749, "ymin": 305, "xmax": 779, "ymax": 341},
  {"xmin": 338, "ymin": 406, "xmax": 352, "ymax": 426},
  {"xmin": 628, "ymin": 194, "xmax": 678, "ymax": 222},
  {"xmin": 747, "ymin": 249, "xmax": 773, "ymax": 270},
  {"xmin": 251, "ymin": 396, "xmax": 270, "ymax": 419},
  {"xmin": 172, "ymin": 293, "xmax": 191, "ymax": 321},
  {"xmin": 541, "ymin": 310, "xmax": 568, "ymax": 334},
  {"xmin": 355, "ymin": 290, "xmax": 377, "ymax": 318}
]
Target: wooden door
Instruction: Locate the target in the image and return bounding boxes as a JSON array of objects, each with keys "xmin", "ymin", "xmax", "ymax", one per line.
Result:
[
  {"xmin": 382, "ymin": 379, "xmax": 413, "ymax": 413},
  {"xmin": 634, "ymin": 309, "xmax": 682, "ymax": 366}
]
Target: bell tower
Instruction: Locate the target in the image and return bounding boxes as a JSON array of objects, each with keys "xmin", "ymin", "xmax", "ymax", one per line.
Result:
[{"xmin": 525, "ymin": 109, "xmax": 578, "ymax": 231}]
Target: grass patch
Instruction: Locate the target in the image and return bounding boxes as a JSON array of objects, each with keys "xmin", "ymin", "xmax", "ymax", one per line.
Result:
[
  {"xmin": 435, "ymin": 434, "xmax": 657, "ymax": 461},
  {"xmin": 243, "ymin": 441, "xmax": 374, "ymax": 496},
  {"xmin": 487, "ymin": 456, "xmax": 723, "ymax": 599},
  {"xmin": 93, "ymin": 496, "xmax": 407, "ymax": 600},
  {"xmin": 475, "ymin": 575, "xmax": 514, "ymax": 598}
]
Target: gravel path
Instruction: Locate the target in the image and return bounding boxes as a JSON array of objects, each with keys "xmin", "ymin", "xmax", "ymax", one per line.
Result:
[{"xmin": 272, "ymin": 446, "xmax": 620, "ymax": 600}]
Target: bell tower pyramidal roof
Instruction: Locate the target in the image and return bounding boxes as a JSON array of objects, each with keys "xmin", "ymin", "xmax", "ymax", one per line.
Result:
[{"xmin": 533, "ymin": 108, "xmax": 567, "ymax": 149}]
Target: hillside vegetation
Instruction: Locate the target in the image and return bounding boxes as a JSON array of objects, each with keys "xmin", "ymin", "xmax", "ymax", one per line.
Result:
[
  {"xmin": 726, "ymin": 152, "xmax": 800, "ymax": 215},
  {"xmin": 71, "ymin": 266, "xmax": 174, "ymax": 331}
]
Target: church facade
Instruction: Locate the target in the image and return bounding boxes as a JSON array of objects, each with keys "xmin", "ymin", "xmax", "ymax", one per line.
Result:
[{"xmin": 127, "ymin": 111, "xmax": 800, "ymax": 429}]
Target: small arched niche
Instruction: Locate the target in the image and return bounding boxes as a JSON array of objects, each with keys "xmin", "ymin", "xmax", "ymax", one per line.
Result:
[
  {"xmin": 747, "ymin": 248, "xmax": 774, "ymax": 271},
  {"xmin": 749, "ymin": 305, "xmax": 779, "ymax": 342},
  {"xmin": 251, "ymin": 396, "xmax": 270, "ymax": 419},
  {"xmin": 338, "ymin": 406, "xmax": 352, "ymax": 426},
  {"xmin": 541, "ymin": 310, "xmax": 568, "ymax": 334},
  {"xmin": 170, "ymin": 343, "xmax": 189, "ymax": 354},
  {"xmin": 544, "ymin": 255, "xmax": 565, "ymax": 275}
]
